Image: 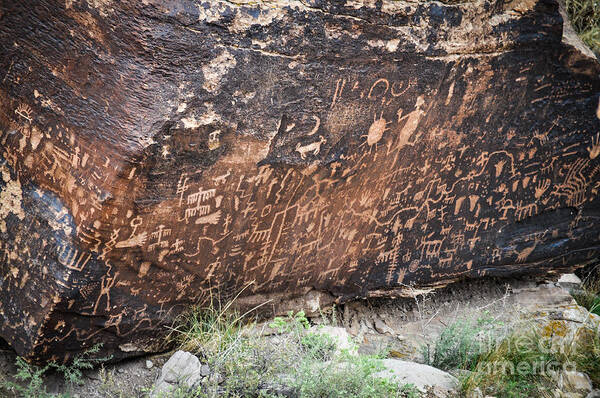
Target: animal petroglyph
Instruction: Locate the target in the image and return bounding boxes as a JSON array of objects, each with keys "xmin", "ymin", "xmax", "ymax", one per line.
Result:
[
  {"xmin": 296, "ymin": 136, "xmax": 326, "ymax": 159},
  {"xmin": 516, "ymin": 237, "xmax": 541, "ymax": 263},
  {"xmin": 0, "ymin": 0, "xmax": 599, "ymax": 364},
  {"xmin": 361, "ymin": 113, "xmax": 391, "ymax": 152}
]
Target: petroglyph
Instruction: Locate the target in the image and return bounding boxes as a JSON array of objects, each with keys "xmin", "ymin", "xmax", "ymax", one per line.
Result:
[
  {"xmin": 0, "ymin": 0, "xmax": 599, "ymax": 363},
  {"xmin": 296, "ymin": 136, "xmax": 326, "ymax": 159}
]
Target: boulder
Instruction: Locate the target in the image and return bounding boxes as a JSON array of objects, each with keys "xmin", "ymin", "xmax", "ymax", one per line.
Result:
[
  {"xmin": 0, "ymin": 0, "xmax": 599, "ymax": 361},
  {"xmin": 558, "ymin": 273, "xmax": 583, "ymax": 291},
  {"xmin": 309, "ymin": 325, "xmax": 357, "ymax": 356},
  {"xmin": 558, "ymin": 371, "xmax": 593, "ymax": 396},
  {"xmin": 152, "ymin": 351, "xmax": 203, "ymax": 397},
  {"xmin": 375, "ymin": 359, "xmax": 459, "ymax": 396}
]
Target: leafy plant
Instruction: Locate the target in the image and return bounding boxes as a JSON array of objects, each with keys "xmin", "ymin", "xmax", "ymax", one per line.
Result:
[
  {"xmin": 292, "ymin": 351, "xmax": 420, "ymax": 398},
  {"xmin": 300, "ymin": 332, "xmax": 337, "ymax": 361},
  {"xmin": 0, "ymin": 357, "xmax": 57, "ymax": 398},
  {"xmin": 0, "ymin": 344, "xmax": 111, "ymax": 398},
  {"xmin": 269, "ymin": 311, "xmax": 310, "ymax": 334}
]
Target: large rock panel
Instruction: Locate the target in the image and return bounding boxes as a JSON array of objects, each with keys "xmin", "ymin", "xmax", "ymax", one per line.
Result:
[{"xmin": 0, "ymin": 0, "xmax": 599, "ymax": 361}]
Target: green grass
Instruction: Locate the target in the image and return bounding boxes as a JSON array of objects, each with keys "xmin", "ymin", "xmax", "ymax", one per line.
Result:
[
  {"xmin": 566, "ymin": 0, "xmax": 600, "ymax": 55},
  {"xmin": 169, "ymin": 305, "xmax": 422, "ymax": 398},
  {"xmin": 421, "ymin": 312, "xmax": 501, "ymax": 371},
  {"xmin": 424, "ymin": 312, "xmax": 600, "ymax": 397},
  {"xmin": 460, "ymin": 329, "xmax": 557, "ymax": 398},
  {"xmin": 571, "ymin": 269, "xmax": 600, "ymax": 316}
]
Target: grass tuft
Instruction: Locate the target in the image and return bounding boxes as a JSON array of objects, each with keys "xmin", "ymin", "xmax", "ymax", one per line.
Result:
[
  {"xmin": 170, "ymin": 302, "xmax": 422, "ymax": 397},
  {"xmin": 571, "ymin": 268, "xmax": 600, "ymax": 316},
  {"xmin": 566, "ymin": 0, "xmax": 600, "ymax": 55}
]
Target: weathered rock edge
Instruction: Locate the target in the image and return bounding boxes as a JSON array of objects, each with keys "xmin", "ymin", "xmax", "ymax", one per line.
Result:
[{"xmin": 0, "ymin": 0, "xmax": 599, "ymax": 361}]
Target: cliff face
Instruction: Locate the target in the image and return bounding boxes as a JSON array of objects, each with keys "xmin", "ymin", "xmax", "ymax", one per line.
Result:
[{"xmin": 0, "ymin": 0, "xmax": 599, "ymax": 362}]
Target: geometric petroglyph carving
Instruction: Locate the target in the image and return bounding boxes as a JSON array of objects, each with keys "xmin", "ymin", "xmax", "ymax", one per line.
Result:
[{"xmin": 0, "ymin": 0, "xmax": 599, "ymax": 362}]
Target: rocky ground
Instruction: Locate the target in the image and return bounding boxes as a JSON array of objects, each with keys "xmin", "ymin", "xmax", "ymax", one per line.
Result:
[{"xmin": 0, "ymin": 274, "xmax": 598, "ymax": 397}]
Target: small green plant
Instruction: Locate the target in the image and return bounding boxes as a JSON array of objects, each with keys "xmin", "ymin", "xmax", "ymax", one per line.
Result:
[
  {"xmin": 559, "ymin": 324, "xmax": 600, "ymax": 388},
  {"xmin": 170, "ymin": 296, "xmax": 246, "ymax": 357},
  {"xmin": 53, "ymin": 343, "xmax": 110, "ymax": 388},
  {"xmin": 0, "ymin": 357, "xmax": 57, "ymax": 398},
  {"xmin": 458, "ymin": 318, "xmax": 600, "ymax": 396},
  {"xmin": 269, "ymin": 310, "xmax": 310, "ymax": 334},
  {"xmin": 300, "ymin": 332, "xmax": 337, "ymax": 361},
  {"xmin": 422, "ymin": 314, "xmax": 498, "ymax": 371},
  {"xmin": 292, "ymin": 351, "xmax": 420, "ymax": 398},
  {"xmin": 0, "ymin": 344, "xmax": 111, "ymax": 398}
]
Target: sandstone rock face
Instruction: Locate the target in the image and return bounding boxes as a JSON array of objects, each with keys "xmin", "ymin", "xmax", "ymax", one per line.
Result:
[{"xmin": 0, "ymin": 0, "xmax": 599, "ymax": 361}]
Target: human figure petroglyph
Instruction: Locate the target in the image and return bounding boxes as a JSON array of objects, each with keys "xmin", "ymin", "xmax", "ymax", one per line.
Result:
[
  {"xmin": 93, "ymin": 268, "xmax": 119, "ymax": 314},
  {"xmin": 394, "ymin": 95, "xmax": 425, "ymax": 150},
  {"xmin": 296, "ymin": 136, "xmax": 326, "ymax": 159}
]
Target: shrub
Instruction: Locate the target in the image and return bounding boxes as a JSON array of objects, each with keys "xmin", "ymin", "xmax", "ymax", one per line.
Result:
[
  {"xmin": 421, "ymin": 314, "xmax": 499, "ymax": 371},
  {"xmin": 0, "ymin": 344, "xmax": 110, "ymax": 398}
]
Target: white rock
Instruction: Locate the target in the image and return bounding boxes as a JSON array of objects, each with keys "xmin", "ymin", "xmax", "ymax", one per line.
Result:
[
  {"xmin": 558, "ymin": 274, "xmax": 582, "ymax": 285},
  {"xmin": 151, "ymin": 351, "xmax": 202, "ymax": 397},
  {"xmin": 309, "ymin": 325, "xmax": 357, "ymax": 356},
  {"xmin": 374, "ymin": 359, "xmax": 459, "ymax": 396},
  {"xmin": 559, "ymin": 371, "xmax": 593, "ymax": 394},
  {"xmin": 145, "ymin": 360, "xmax": 153, "ymax": 369},
  {"xmin": 200, "ymin": 364, "xmax": 210, "ymax": 377},
  {"xmin": 466, "ymin": 387, "xmax": 483, "ymax": 398},
  {"xmin": 209, "ymin": 372, "xmax": 223, "ymax": 384}
]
